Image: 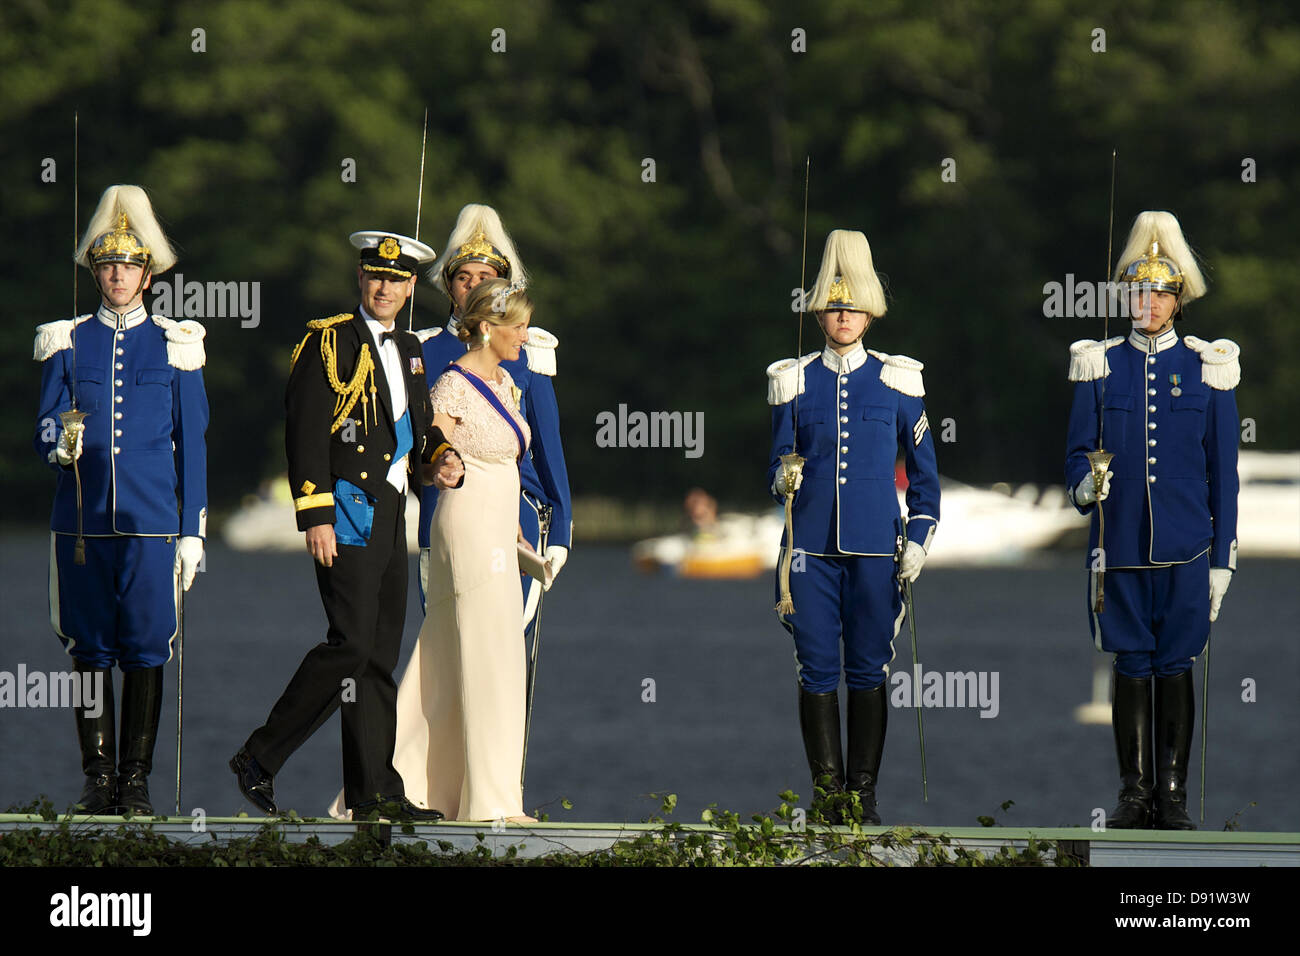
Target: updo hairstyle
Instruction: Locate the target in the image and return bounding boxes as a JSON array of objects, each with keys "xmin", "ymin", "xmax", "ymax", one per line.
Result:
[{"xmin": 456, "ymin": 277, "xmax": 533, "ymax": 345}]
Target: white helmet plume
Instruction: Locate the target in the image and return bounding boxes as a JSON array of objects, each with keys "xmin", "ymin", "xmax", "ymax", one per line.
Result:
[
  {"xmin": 74, "ymin": 184, "xmax": 177, "ymax": 274},
  {"xmin": 1113, "ymin": 210, "xmax": 1206, "ymax": 302},
  {"xmin": 428, "ymin": 203, "xmax": 527, "ymax": 297},
  {"xmin": 807, "ymin": 229, "xmax": 887, "ymax": 317}
]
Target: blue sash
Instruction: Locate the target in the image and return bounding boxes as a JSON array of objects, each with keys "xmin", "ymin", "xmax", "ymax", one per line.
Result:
[
  {"xmin": 393, "ymin": 409, "xmax": 413, "ymax": 463},
  {"xmin": 448, "ymin": 365, "xmax": 525, "ymax": 462}
]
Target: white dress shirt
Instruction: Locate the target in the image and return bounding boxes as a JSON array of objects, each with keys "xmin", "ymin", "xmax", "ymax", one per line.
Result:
[{"xmin": 361, "ymin": 308, "xmax": 410, "ymax": 494}]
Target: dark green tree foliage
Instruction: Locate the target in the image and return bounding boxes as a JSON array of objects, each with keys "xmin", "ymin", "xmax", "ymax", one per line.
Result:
[{"xmin": 2, "ymin": 0, "xmax": 1296, "ymax": 525}]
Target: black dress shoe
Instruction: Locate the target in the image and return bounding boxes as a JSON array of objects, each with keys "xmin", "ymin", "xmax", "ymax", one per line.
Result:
[
  {"xmin": 230, "ymin": 748, "xmax": 277, "ymax": 815},
  {"xmin": 118, "ymin": 771, "xmax": 155, "ymax": 816},
  {"xmin": 75, "ymin": 774, "xmax": 120, "ymax": 815},
  {"xmin": 351, "ymin": 796, "xmax": 444, "ymax": 822}
]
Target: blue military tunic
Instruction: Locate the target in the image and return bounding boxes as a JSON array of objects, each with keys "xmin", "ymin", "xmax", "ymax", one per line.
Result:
[
  {"xmin": 1064, "ymin": 327, "xmax": 1239, "ymax": 676},
  {"xmin": 767, "ymin": 343, "xmax": 940, "ymax": 691},
  {"xmin": 415, "ymin": 319, "xmax": 572, "ymax": 621},
  {"xmin": 34, "ymin": 303, "xmax": 209, "ymax": 668}
]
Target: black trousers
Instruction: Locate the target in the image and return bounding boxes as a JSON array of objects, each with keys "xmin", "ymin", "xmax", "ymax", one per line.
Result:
[{"xmin": 246, "ymin": 485, "xmax": 408, "ymax": 807}]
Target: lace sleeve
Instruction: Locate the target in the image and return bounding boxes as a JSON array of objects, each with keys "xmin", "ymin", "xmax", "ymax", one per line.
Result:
[{"xmin": 430, "ymin": 369, "xmax": 471, "ymax": 421}]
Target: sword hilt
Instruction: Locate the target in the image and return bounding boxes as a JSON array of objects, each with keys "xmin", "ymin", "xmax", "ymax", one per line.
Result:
[
  {"xmin": 1086, "ymin": 448, "xmax": 1114, "ymax": 613},
  {"xmin": 59, "ymin": 408, "xmax": 89, "ymax": 564}
]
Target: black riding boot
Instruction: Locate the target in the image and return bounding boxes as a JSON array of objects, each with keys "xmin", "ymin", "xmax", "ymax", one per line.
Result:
[
  {"xmin": 798, "ymin": 687, "xmax": 845, "ymax": 823},
  {"xmin": 73, "ymin": 661, "xmax": 118, "ymax": 814},
  {"xmin": 118, "ymin": 666, "xmax": 164, "ymax": 815},
  {"xmin": 845, "ymin": 685, "xmax": 888, "ymax": 825},
  {"xmin": 1153, "ymin": 670, "xmax": 1196, "ymax": 830},
  {"xmin": 1106, "ymin": 672, "xmax": 1154, "ymax": 829}
]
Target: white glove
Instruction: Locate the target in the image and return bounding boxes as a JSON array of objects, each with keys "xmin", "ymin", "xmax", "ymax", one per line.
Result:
[
  {"xmin": 899, "ymin": 541, "xmax": 927, "ymax": 583},
  {"xmin": 51, "ymin": 427, "xmax": 83, "ymax": 466},
  {"xmin": 1209, "ymin": 568, "xmax": 1232, "ymax": 622},
  {"xmin": 772, "ymin": 460, "xmax": 803, "ymax": 497},
  {"xmin": 175, "ymin": 536, "xmax": 204, "ymax": 591},
  {"xmin": 543, "ymin": 545, "xmax": 568, "ymax": 591},
  {"xmin": 1074, "ymin": 471, "xmax": 1112, "ymax": 507}
]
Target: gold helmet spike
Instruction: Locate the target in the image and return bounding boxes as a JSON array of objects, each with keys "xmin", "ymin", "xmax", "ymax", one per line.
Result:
[
  {"xmin": 1122, "ymin": 239, "xmax": 1184, "ymax": 296},
  {"xmin": 88, "ymin": 213, "xmax": 151, "ymax": 268}
]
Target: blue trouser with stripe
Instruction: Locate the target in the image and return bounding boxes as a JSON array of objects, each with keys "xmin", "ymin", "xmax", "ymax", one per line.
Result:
[
  {"xmin": 49, "ymin": 533, "xmax": 178, "ymax": 671},
  {"xmin": 776, "ymin": 553, "xmax": 902, "ymax": 693},
  {"xmin": 1088, "ymin": 552, "xmax": 1209, "ymax": 678}
]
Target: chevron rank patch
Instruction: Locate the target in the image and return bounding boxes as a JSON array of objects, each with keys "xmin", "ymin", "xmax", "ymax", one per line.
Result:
[{"xmin": 913, "ymin": 412, "xmax": 930, "ymax": 447}]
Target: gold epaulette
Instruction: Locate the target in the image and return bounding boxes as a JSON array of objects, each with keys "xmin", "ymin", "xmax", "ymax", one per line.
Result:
[
  {"xmin": 308, "ymin": 312, "xmax": 354, "ymax": 331},
  {"xmin": 289, "ymin": 314, "xmax": 354, "ymax": 371}
]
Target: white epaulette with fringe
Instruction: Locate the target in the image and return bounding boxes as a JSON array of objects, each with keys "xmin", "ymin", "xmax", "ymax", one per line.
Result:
[
  {"xmin": 524, "ymin": 327, "xmax": 558, "ymax": 376},
  {"xmin": 1068, "ymin": 337, "xmax": 1125, "ymax": 382},
  {"xmin": 766, "ymin": 353, "xmax": 819, "ymax": 405},
  {"xmin": 1182, "ymin": 336, "xmax": 1241, "ymax": 390},
  {"xmin": 414, "ymin": 327, "xmax": 443, "ymax": 344},
  {"xmin": 33, "ymin": 315, "xmax": 92, "ymax": 362},
  {"xmin": 868, "ymin": 350, "xmax": 926, "ymax": 397},
  {"xmin": 152, "ymin": 316, "xmax": 207, "ymax": 370}
]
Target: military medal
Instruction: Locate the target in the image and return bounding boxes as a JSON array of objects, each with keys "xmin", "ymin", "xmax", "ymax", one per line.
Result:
[{"xmin": 1170, "ymin": 373, "xmax": 1182, "ymax": 397}]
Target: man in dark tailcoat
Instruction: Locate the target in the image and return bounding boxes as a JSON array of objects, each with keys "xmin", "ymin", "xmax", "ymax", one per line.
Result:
[{"xmin": 231, "ymin": 231, "xmax": 461, "ymax": 819}]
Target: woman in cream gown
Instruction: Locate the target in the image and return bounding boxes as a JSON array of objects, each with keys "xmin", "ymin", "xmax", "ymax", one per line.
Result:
[{"xmin": 329, "ymin": 278, "xmax": 536, "ymax": 822}]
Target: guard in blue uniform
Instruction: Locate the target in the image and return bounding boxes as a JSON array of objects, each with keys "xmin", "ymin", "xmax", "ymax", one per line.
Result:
[
  {"xmin": 416, "ymin": 204, "xmax": 572, "ymax": 633},
  {"xmin": 230, "ymin": 231, "xmax": 457, "ymax": 821},
  {"xmin": 34, "ymin": 185, "xmax": 208, "ymax": 814},
  {"xmin": 1065, "ymin": 211, "xmax": 1239, "ymax": 830},
  {"xmin": 767, "ymin": 229, "xmax": 940, "ymax": 824}
]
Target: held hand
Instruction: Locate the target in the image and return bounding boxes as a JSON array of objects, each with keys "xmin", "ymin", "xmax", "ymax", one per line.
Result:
[
  {"xmin": 306, "ymin": 524, "xmax": 337, "ymax": 567},
  {"xmin": 772, "ymin": 460, "xmax": 803, "ymax": 497},
  {"xmin": 543, "ymin": 545, "xmax": 568, "ymax": 591},
  {"xmin": 1074, "ymin": 471, "xmax": 1112, "ymax": 507},
  {"xmin": 52, "ymin": 427, "xmax": 84, "ymax": 467},
  {"xmin": 899, "ymin": 541, "xmax": 927, "ymax": 583},
  {"xmin": 175, "ymin": 536, "xmax": 204, "ymax": 591},
  {"xmin": 433, "ymin": 450, "xmax": 464, "ymax": 490},
  {"xmin": 1209, "ymin": 568, "xmax": 1233, "ymax": 622}
]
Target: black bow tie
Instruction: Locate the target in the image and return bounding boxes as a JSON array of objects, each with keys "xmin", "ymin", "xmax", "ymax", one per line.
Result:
[{"xmin": 380, "ymin": 331, "xmax": 396, "ymax": 346}]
